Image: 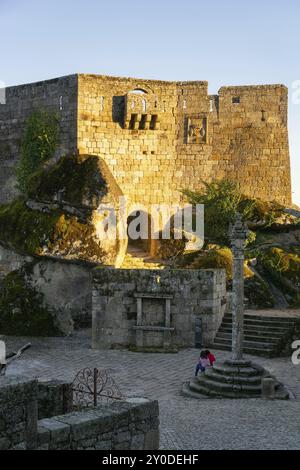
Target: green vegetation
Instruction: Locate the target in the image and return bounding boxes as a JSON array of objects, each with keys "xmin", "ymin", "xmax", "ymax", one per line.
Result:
[
  {"xmin": 259, "ymin": 247, "xmax": 300, "ymax": 286},
  {"xmin": 0, "ymin": 270, "xmax": 59, "ymax": 336},
  {"xmin": 0, "ymin": 199, "xmax": 105, "ymax": 261},
  {"xmin": 182, "ymin": 179, "xmax": 286, "ymax": 247},
  {"xmin": 180, "ymin": 247, "xmax": 252, "ymax": 279},
  {"xmin": 16, "ymin": 110, "xmax": 59, "ymax": 193},
  {"xmin": 0, "ymin": 199, "xmax": 60, "ymax": 254},
  {"xmin": 27, "ymin": 154, "xmax": 108, "ymax": 206}
]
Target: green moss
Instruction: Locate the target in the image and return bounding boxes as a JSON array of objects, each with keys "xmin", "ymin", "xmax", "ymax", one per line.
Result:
[
  {"xmin": 183, "ymin": 247, "xmax": 252, "ymax": 279},
  {"xmin": 27, "ymin": 154, "xmax": 109, "ymax": 206},
  {"xmin": 0, "ymin": 270, "xmax": 60, "ymax": 336},
  {"xmin": 0, "ymin": 199, "xmax": 60, "ymax": 255},
  {"xmin": 0, "ymin": 199, "xmax": 105, "ymax": 261}
]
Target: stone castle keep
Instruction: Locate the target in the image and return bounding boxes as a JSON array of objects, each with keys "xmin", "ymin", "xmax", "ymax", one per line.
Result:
[{"xmin": 0, "ymin": 74, "xmax": 292, "ymax": 207}]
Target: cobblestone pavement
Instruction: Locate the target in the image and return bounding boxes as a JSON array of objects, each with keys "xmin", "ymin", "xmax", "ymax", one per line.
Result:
[{"xmin": 2, "ymin": 331, "xmax": 300, "ymax": 450}]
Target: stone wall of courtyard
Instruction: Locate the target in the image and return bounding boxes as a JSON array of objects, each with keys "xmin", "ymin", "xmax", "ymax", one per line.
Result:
[
  {"xmin": 0, "ymin": 375, "xmax": 159, "ymax": 450},
  {"xmin": 92, "ymin": 267, "xmax": 227, "ymax": 350}
]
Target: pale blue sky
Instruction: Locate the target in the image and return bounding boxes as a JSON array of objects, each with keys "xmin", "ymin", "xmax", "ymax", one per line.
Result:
[{"xmin": 0, "ymin": 0, "xmax": 299, "ymax": 204}]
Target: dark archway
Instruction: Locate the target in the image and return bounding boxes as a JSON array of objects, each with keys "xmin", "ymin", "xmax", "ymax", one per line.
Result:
[{"xmin": 127, "ymin": 210, "xmax": 158, "ymax": 256}]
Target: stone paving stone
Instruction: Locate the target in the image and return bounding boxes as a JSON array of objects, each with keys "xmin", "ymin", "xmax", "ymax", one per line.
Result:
[{"xmin": 3, "ymin": 330, "xmax": 300, "ymax": 450}]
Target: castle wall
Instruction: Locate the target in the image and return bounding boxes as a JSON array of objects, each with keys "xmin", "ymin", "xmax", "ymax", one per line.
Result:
[
  {"xmin": 212, "ymin": 85, "xmax": 291, "ymax": 204},
  {"xmin": 0, "ymin": 75, "xmax": 78, "ymax": 204},
  {"xmin": 0, "ymin": 73, "xmax": 292, "ymax": 208},
  {"xmin": 77, "ymin": 74, "xmax": 179, "ymax": 208},
  {"xmin": 78, "ymin": 75, "xmax": 292, "ymax": 208}
]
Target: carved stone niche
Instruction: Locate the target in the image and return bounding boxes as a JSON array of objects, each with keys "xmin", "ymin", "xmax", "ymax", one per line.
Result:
[
  {"xmin": 132, "ymin": 293, "xmax": 176, "ymax": 352},
  {"xmin": 185, "ymin": 115, "xmax": 208, "ymax": 144}
]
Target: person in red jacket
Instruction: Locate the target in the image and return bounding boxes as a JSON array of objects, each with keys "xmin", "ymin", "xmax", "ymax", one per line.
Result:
[{"xmin": 204, "ymin": 350, "xmax": 216, "ymax": 366}]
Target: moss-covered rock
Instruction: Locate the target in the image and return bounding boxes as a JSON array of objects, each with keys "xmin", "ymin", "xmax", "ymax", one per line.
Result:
[
  {"xmin": 0, "ymin": 199, "xmax": 105, "ymax": 262},
  {"xmin": 259, "ymin": 247, "xmax": 300, "ymax": 285},
  {"xmin": 0, "ymin": 154, "xmax": 127, "ymax": 266},
  {"xmin": 0, "ymin": 199, "xmax": 60, "ymax": 255},
  {"xmin": 244, "ymin": 277, "xmax": 274, "ymax": 309},
  {"xmin": 27, "ymin": 154, "xmax": 122, "ymax": 208},
  {"xmin": 258, "ymin": 247, "xmax": 300, "ymax": 305},
  {"xmin": 0, "ymin": 270, "xmax": 60, "ymax": 336}
]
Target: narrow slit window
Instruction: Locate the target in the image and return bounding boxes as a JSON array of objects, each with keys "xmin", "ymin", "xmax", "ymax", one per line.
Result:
[{"xmin": 100, "ymin": 96, "xmax": 104, "ymax": 112}]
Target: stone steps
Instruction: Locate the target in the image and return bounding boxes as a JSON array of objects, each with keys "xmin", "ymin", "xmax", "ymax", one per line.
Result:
[
  {"xmin": 121, "ymin": 252, "xmax": 165, "ymax": 270},
  {"xmin": 204, "ymin": 367, "xmax": 262, "ymax": 386},
  {"xmin": 218, "ymin": 325, "xmax": 290, "ymax": 336},
  {"xmin": 182, "ymin": 359, "xmax": 290, "ymax": 400},
  {"xmin": 217, "ymin": 329, "xmax": 284, "ymax": 340},
  {"xmin": 213, "ymin": 313, "xmax": 297, "ymax": 357}
]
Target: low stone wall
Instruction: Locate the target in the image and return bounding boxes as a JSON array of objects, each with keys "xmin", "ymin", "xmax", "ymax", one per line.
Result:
[
  {"xmin": 0, "ymin": 376, "xmax": 38, "ymax": 450},
  {"xmin": 37, "ymin": 399, "xmax": 159, "ymax": 450},
  {"xmin": 0, "ymin": 376, "xmax": 159, "ymax": 450},
  {"xmin": 38, "ymin": 380, "xmax": 73, "ymax": 419},
  {"xmin": 92, "ymin": 268, "xmax": 226, "ymax": 350}
]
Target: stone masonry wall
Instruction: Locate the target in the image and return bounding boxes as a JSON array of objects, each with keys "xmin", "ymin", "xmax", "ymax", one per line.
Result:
[
  {"xmin": 0, "ymin": 376, "xmax": 159, "ymax": 450},
  {"xmin": 0, "ymin": 74, "xmax": 291, "ymax": 207},
  {"xmin": 78, "ymin": 75, "xmax": 291, "ymax": 207},
  {"xmin": 92, "ymin": 267, "xmax": 227, "ymax": 350},
  {"xmin": 37, "ymin": 399, "xmax": 159, "ymax": 450},
  {"xmin": 0, "ymin": 75, "xmax": 77, "ymax": 203},
  {"xmin": 0, "ymin": 376, "xmax": 38, "ymax": 450}
]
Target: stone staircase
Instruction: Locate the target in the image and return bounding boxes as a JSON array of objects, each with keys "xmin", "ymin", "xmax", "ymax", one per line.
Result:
[
  {"xmin": 121, "ymin": 248, "xmax": 165, "ymax": 270},
  {"xmin": 212, "ymin": 313, "xmax": 298, "ymax": 357}
]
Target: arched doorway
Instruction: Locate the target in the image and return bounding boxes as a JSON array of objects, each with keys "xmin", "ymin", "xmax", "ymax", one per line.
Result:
[{"xmin": 127, "ymin": 210, "xmax": 158, "ymax": 256}]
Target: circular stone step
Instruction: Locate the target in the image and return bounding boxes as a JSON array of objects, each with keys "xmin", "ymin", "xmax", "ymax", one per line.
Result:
[{"xmin": 182, "ymin": 360, "xmax": 290, "ymax": 400}]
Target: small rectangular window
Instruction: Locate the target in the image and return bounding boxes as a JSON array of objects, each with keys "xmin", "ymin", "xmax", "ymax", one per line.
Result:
[
  {"xmin": 150, "ymin": 115, "xmax": 158, "ymax": 130},
  {"xmin": 232, "ymin": 96, "xmax": 240, "ymax": 104},
  {"xmin": 139, "ymin": 114, "xmax": 147, "ymax": 130},
  {"xmin": 129, "ymin": 114, "xmax": 137, "ymax": 130}
]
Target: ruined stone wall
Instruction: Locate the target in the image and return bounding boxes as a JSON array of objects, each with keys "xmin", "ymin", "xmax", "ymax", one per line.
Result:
[{"xmin": 0, "ymin": 75, "xmax": 78, "ymax": 204}]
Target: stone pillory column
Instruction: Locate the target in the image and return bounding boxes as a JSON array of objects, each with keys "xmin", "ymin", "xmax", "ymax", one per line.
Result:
[
  {"xmin": 229, "ymin": 213, "xmax": 249, "ymax": 361},
  {"xmin": 182, "ymin": 212, "xmax": 290, "ymax": 399}
]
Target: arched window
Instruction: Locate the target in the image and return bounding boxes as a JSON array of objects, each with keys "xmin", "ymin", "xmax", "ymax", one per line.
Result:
[{"xmin": 128, "ymin": 88, "xmax": 148, "ymax": 95}]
